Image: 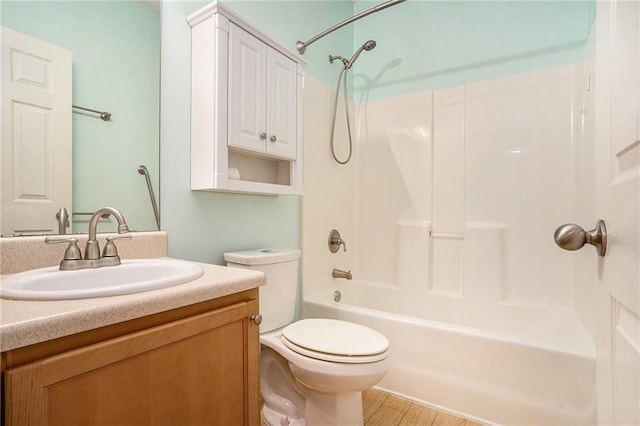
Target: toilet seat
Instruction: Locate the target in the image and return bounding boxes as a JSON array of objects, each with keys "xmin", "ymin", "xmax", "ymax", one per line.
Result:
[{"xmin": 281, "ymin": 318, "xmax": 389, "ymax": 364}]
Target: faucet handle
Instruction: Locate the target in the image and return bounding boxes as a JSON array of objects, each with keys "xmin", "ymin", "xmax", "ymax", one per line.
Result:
[
  {"xmin": 45, "ymin": 237, "xmax": 82, "ymax": 260},
  {"xmin": 328, "ymin": 229, "xmax": 347, "ymax": 253},
  {"xmin": 102, "ymin": 234, "xmax": 132, "ymax": 258},
  {"xmin": 106, "ymin": 234, "xmax": 132, "ymax": 242}
]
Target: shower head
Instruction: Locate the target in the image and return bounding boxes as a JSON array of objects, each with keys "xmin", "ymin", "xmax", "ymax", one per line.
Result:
[
  {"xmin": 347, "ymin": 40, "xmax": 376, "ymax": 69},
  {"xmin": 363, "ymin": 40, "xmax": 377, "ymax": 51}
]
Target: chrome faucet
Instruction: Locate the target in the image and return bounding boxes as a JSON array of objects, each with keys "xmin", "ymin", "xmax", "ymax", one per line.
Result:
[
  {"xmin": 45, "ymin": 207, "xmax": 131, "ymax": 271},
  {"xmin": 85, "ymin": 207, "xmax": 130, "ymax": 260},
  {"xmin": 332, "ymin": 268, "xmax": 352, "ymax": 280}
]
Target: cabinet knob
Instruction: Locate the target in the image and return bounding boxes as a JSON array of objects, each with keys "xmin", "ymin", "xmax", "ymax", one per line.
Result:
[
  {"xmin": 251, "ymin": 314, "xmax": 263, "ymax": 325},
  {"xmin": 270, "ymin": 135, "xmax": 277, "ymax": 142},
  {"xmin": 260, "ymin": 132, "xmax": 267, "ymax": 140}
]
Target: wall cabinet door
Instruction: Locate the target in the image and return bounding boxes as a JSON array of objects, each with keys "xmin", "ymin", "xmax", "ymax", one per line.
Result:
[
  {"xmin": 228, "ymin": 23, "xmax": 267, "ymax": 154},
  {"xmin": 4, "ymin": 300, "xmax": 259, "ymax": 426},
  {"xmin": 228, "ymin": 23, "xmax": 296, "ymax": 160},
  {"xmin": 266, "ymin": 48, "xmax": 297, "ymax": 160}
]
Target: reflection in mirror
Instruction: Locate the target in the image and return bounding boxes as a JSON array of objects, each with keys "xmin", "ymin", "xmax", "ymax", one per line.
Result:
[{"xmin": 1, "ymin": 1, "xmax": 160, "ymax": 236}]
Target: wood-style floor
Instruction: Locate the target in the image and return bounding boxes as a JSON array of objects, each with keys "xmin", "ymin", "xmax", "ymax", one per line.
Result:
[
  {"xmin": 363, "ymin": 389, "xmax": 484, "ymax": 426},
  {"xmin": 261, "ymin": 388, "xmax": 484, "ymax": 426}
]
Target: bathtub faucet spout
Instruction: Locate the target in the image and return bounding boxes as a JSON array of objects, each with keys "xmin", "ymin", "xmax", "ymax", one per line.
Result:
[{"xmin": 332, "ymin": 268, "xmax": 352, "ymax": 280}]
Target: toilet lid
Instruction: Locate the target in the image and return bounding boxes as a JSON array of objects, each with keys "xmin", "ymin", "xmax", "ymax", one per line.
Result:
[{"xmin": 281, "ymin": 319, "xmax": 389, "ymax": 364}]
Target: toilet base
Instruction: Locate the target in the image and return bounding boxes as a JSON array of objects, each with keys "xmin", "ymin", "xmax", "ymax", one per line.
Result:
[
  {"xmin": 304, "ymin": 389, "xmax": 363, "ymax": 426},
  {"xmin": 263, "ymin": 404, "xmax": 305, "ymax": 426},
  {"xmin": 262, "ymin": 389, "xmax": 364, "ymax": 426},
  {"xmin": 260, "ymin": 329, "xmax": 387, "ymax": 426}
]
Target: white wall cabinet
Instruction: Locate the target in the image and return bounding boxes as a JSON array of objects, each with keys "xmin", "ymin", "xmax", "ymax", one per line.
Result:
[{"xmin": 188, "ymin": 2, "xmax": 306, "ymax": 195}]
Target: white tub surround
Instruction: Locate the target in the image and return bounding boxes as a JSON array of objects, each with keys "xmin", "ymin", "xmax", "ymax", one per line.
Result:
[
  {"xmin": 0, "ymin": 260, "xmax": 265, "ymax": 352},
  {"xmin": 302, "ymin": 64, "xmax": 598, "ymax": 425}
]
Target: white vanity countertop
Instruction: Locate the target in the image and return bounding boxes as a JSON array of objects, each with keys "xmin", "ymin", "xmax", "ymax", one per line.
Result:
[{"xmin": 0, "ymin": 259, "xmax": 265, "ymax": 352}]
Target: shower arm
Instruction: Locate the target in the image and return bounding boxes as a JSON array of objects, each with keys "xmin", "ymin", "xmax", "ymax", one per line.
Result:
[{"xmin": 296, "ymin": 0, "xmax": 406, "ymax": 54}]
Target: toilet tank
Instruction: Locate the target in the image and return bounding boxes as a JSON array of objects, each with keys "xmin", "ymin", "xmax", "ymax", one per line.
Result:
[{"xmin": 224, "ymin": 249, "xmax": 301, "ymax": 333}]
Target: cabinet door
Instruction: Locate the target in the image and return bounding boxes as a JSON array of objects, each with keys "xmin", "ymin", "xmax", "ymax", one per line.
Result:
[
  {"xmin": 266, "ymin": 49, "xmax": 297, "ymax": 160},
  {"xmin": 228, "ymin": 24, "xmax": 267, "ymax": 155},
  {"xmin": 4, "ymin": 300, "xmax": 259, "ymax": 426}
]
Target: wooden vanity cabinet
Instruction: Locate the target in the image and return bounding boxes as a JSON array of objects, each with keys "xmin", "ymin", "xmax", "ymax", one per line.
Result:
[{"xmin": 1, "ymin": 289, "xmax": 260, "ymax": 426}]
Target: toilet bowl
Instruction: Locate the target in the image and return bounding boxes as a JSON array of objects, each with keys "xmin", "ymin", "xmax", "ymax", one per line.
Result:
[
  {"xmin": 260, "ymin": 319, "xmax": 388, "ymax": 426},
  {"xmin": 224, "ymin": 249, "xmax": 389, "ymax": 426}
]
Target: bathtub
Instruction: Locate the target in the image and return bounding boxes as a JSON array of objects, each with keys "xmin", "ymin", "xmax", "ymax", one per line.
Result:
[{"xmin": 303, "ymin": 285, "xmax": 597, "ymax": 425}]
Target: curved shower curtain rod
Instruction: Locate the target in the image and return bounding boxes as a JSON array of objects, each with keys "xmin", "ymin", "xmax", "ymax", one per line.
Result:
[{"xmin": 296, "ymin": 0, "xmax": 406, "ymax": 55}]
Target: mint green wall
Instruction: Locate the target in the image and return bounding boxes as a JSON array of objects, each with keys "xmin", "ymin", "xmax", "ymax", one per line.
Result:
[
  {"xmin": 3, "ymin": 0, "xmax": 594, "ymax": 259},
  {"xmin": 160, "ymin": 1, "xmax": 349, "ymax": 265},
  {"xmin": 351, "ymin": 0, "xmax": 595, "ymax": 100},
  {"xmin": 2, "ymin": 1, "xmax": 160, "ymax": 233},
  {"xmin": 161, "ymin": 0, "xmax": 595, "ymax": 265},
  {"xmin": 224, "ymin": 1, "xmax": 353, "ymax": 86}
]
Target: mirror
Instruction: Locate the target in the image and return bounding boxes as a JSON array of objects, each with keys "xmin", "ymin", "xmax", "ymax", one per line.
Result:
[{"xmin": 1, "ymin": 0, "xmax": 160, "ymax": 236}]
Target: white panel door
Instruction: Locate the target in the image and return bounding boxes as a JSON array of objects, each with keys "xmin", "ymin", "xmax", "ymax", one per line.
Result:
[
  {"xmin": 266, "ymin": 49, "xmax": 297, "ymax": 160},
  {"xmin": 228, "ymin": 23, "xmax": 267, "ymax": 155},
  {"xmin": 594, "ymin": 1, "xmax": 640, "ymax": 424},
  {"xmin": 1, "ymin": 27, "xmax": 72, "ymax": 236}
]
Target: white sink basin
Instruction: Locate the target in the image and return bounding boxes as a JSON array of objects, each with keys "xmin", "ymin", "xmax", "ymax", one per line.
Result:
[{"xmin": 0, "ymin": 258, "xmax": 204, "ymax": 300}]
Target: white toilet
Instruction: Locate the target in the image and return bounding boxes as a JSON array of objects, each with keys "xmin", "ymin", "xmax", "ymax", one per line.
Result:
[{"xmin": 224, "ymin": 249, "xmax": 389, "ymax": 426}]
